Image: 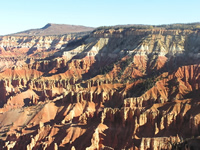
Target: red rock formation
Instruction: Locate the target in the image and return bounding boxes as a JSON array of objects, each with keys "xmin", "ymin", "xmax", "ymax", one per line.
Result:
[{"xmin": 1, "ymin": 27, "xmax": 200, "ymax": 150}]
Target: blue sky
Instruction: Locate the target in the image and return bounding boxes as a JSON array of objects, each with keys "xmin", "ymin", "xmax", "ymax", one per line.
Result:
[{"xmin": 1, "ymin": 0, "xmax": 200, "ymax": 35}]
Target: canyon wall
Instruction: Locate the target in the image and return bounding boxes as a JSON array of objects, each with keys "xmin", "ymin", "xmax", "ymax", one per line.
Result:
[{"xmin": 0, "ymin": 28, "xmax": 200, "ymax": 149}]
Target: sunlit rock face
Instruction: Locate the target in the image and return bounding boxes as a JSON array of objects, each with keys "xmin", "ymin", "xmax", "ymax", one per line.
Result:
[{"xmin": 1, "ymin": 26, "xmax": 200, "ymax": 150}]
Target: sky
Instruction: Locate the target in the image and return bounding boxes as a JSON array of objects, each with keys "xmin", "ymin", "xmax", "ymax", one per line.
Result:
[{"xmin": 1, "ymin": 0, "xmax": 200, "ymax": 35}]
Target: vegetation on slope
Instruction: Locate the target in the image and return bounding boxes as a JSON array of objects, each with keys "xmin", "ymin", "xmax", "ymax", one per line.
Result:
[{"xmin": 95, "ymin": 22, "xmax": 200, "ymax": 31}]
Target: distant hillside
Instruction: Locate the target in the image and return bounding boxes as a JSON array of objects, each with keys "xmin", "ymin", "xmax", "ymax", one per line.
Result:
[{"xmin": 10, "ymin": 23, "xmax": 95, "ymax": 36}]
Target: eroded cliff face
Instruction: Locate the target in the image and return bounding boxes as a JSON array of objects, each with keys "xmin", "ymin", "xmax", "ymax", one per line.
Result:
[
  {"xmin": 1, "ymin": 28, "xmax": 200, "ymax": 150},
  {"xmin": 0, "ymin": 32, "xmax": 88, "ymax": 71}
]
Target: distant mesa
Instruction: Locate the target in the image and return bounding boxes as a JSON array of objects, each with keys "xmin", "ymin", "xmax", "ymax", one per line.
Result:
[{"xmin": 9, "ymin": 23, "xmax": 95, "ymax": 36}]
